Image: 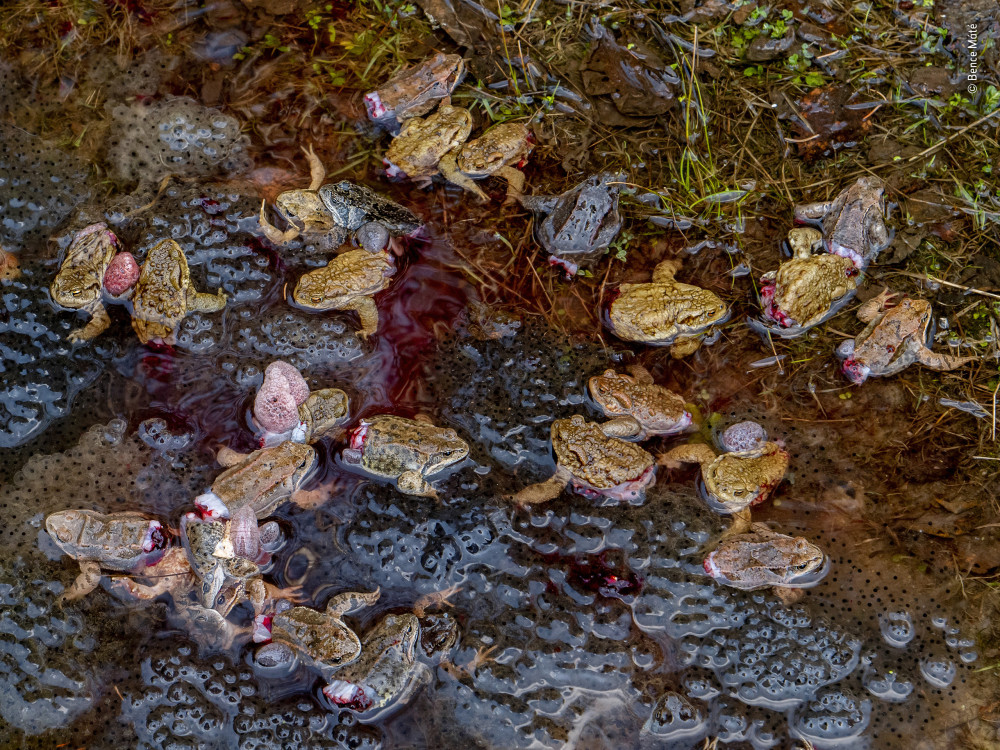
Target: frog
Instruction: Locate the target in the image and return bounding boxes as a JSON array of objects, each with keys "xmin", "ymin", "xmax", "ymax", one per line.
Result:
[
  {"xmin": 658, "ymin": 439, "xmax": 789, "ymax": 535},
  {"xmin": 1, "ymin": 246, "xmax": 19, "ymax": 282},
  {"xmin": 703, "ymin": 523, "xmax": 829, "ymax": 591},
  {"xmin": 518, "ymin": 172, "xmax": 624, "ymax": 277},
  {"xmin": 437, "ymin": 121, "xmax": 533, "ymax": 203},
  {"xmin": 759, "ymin": 226, "xmax": 860, "ymax": 331},
  {"xmin": 130, "ymin": 238, "xmax": 228, "ymax": 345},
  {"xmin": 364, "ymin": 52, "xmax": 466, "ymax": 129},
  {"xmin": 45, "ymin": 509, "xmax": 169, "ymax": 603},
  {"xmin": 342, "ymin": 414, "xmax": 469, "ymax": 497},
  {"xmin": 587, "ymin": 365, "xmax": 692, "ymax": 440},
  {"xmin": 793, "ymin": 176, "xmax": 890, "ymax": 269},
  {"xmin": 50, "ymin": 223, "xmax": 121, "ymax": 342},
  {"xmin": 180, "ymin": 513, "xmax": 268, "ymax": 615},
  {"xmin": 297, "ymin": 388, "xmax": 351, "ymax": 444},
  {"xmin": 382, "ymin": 103, "xmax": 473, "ymax": 185},
  {"xmin": 255, "ymin": 589, "xmax": 382, "ymax": 677},
  {"xmin": 194, "ymin": 440, "xmax": 316, "ymax": 520},
  {"xmin": 291, "ymin": 249, "xmax": 396, "ymax": 339},
  {"xmin": 511, "ymin": 414, "xmax": 656, "ymax": 504},
  {"xmin": 606, "ymin": 259, "xmax": 730, "ymax": 357},
  {"xmin": 317, "ymin": 181, "xmax": 421, "ymax": 237},
  {"xmin": 837, "ymin": 289, "xmax": 975, "ymax": 384}
]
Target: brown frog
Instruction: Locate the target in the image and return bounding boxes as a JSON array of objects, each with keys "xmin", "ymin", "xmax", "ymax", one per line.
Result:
[
  {"xmin": 382, "ymin": 103, "xmax": 473, "ymax": 185},
  {"xmin": 659, "ymin": 440, "xmax": 789, "ymax": 534},
  {"xmin": 838, "ymin": 290, "xmax": 974, "ymax": 384},
  {"xmin": 0, "ymin": 246, "xmax": 18, "ymax": 282},
  {"xmin": 45, "ymin": 509, "xmax": 169, "ymax": 603},
  {"xmin": 437, "ymin": 121, "xmax": 533, "ymax": 203},
  {"xmin": 587, "ymin": 366, "xmax": 692, "ymax": 440},
  {"xmin": 703, "ymin": 523, "xmax": 828, "ymax": 591},
  {"xmin": 195, "ymin": 441, "xmax": 316, "ymax": 520},
  {"xmin": 512, "ymin": 415, "xmax": 656, "ymax": 504},
  {"xmin": 343, "ymin": 415, "xmax": 469, "ymax": 497},
  {"xmin": 50, "ymin": 223, "xmax": 121, "ymax": 342},
  {"xmin": 180, "ymin": 513, "xmax": 269, "ymax": 615},
  {"xmin": 606, "ymin": 260, "xmax": 730, "ymax": 357},
  {"xmin": 794, "ymin": 176, "xmax": 890, "ymax": 269},
  {"xmin": 364, "ymin": 53, "xmax": 466, "ymax": 128},
  {"xmin": 759, "ymin": 226, "xmax": 859, "ymax": 330},
  {"xmin": 291, "ymin": 249, "xmax": 396, "ymax": 339},
  {"xmin": 255, "ymin": 589, "xmax": 382, "ymax": 677},
  {"xmin": 130, "ymin": 238, "xmax": 227, "ymax": 345}
]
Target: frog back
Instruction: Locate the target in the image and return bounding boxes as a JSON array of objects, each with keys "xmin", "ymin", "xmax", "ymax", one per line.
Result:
[
  {"xmin": 51, "ymin": 224, "xmax": 119, "ymax": 308},
  {"xmin": 46, "ymin": 509, "xmax": 159, "ymax": 571}
]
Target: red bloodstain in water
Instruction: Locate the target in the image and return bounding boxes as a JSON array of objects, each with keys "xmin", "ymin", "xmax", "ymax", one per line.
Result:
[{"xmin": 542, "ymin": 550, "xmax": 643, "ymax": 599}]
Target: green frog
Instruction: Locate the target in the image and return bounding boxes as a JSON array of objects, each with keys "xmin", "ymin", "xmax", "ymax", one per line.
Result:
[
  {"xmin": 130, "ymin": 238, "xmax": 227, "ymax": 345},
  {"xmin": 291, "ymin": 249, "xmax": 396, "ymax": 339},
  {"xmin": 342, "ymin": 415, "xmax": 469, "ymax": 497},
  {"xmin": 50, "ymin": 223, "xmax": 121, "ymax": 342}
]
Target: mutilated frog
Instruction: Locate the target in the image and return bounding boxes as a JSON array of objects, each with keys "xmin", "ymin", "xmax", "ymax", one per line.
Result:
[
  {"xmin": 50, "ymin": 223, "xmax": 121, "ymax": 342},
  {"xmin": 704, "ymin": 523, "xmax": 829, "ymax": 591},
  {"xmin": 659, "ymin": 438, "xmax": 789, "ymax": 534},
  {"xmin": 518, "ymin": 172, "xmax": 624, "ymax": 277},
  {"xmin": 758, "ymin": 226, "xmax": 860, "ymax": 332},
  {"xmin": 437, "ymin": 121, "xmax": 533, "ymax": 203},
  {"xmin": 259, "ymin": 147, "xmax": 420, "ymax": 248},
  {"xmin": 606, "ymin": 259, "xmax": 730, "ymax": 357},
  {"xmin": 364, "ymin": 53, "xmax": 466, "ymax": 129},
  {"xmin": 837, "ymin": 290, "xmax": 974, "ymax": 384},
  {"xmin": 254, "ymin": 589, "xmax": 381, "ymax": 677},
  {"xmin": 46, "ymin": 509, "xmax": 169, "ymax": 603},
  {"xmin": 382, "ymin": 103, "xmax": 473, "ymax": 184},
  {"xmin": 588, "ymin": 365, "xmax": 691, "ymax": 440},
  {"xmin": 195, "ymin": 440, "xmax": 316, "ymax": 520},
  {"xmin": 180, "ymin": 514, "xmax": 268, "ymax": 615},
  {"xmin": 512, "ymin": 414, "xmax": 656, "ymax": 504},
  {"xmin": 292, "ymin": 249, "xmax": 396, "ymax": 339},
  {"xmin": 253, "ymin": 360, "xmax": 350, "ymax": 446},
  {"xmin": 343, "ymin": 415, "xmax": 469, "ymax": 497},
  {"xmin": 794, "ymin": 176, "xmax": 890, "ymax": 269},
  {"xmin": 130, "ymin": 239, "xmax": 227, "ymax": 345}
]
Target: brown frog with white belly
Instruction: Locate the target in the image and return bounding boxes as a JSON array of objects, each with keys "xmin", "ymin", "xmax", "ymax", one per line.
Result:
[
  {"xmin": 292, "ymin": 249, "xmax": 396, "ymax": 339},
  {"xmin": 659, "ymin": 439, "xmax": 789, "ymax": 535},
  {"xmin": 704, "ymin": 523, "xmax": 828, "ymax": 591},
  {"xmin": 607, "ymin": 259, "xmax": 730, "ymax": 357},
  {"xmin": 364, "ymin": 53, "xmax": 466, "ymax": 128},
  {"xmin": 343, "ymin": 415, "xmax": 469, "ymax": 497},
  {"xmin": 50, "ymin": 223, "xmax": 121, "ymax": 342},
  {"xmin": 588, "ymin": 366, "xmax": 691, "ymax": 440},
  {"xmin": 512, "ymin": 415, "xmax": 656, "ymax": 504},
  {"xmin": 130, "ymin": 238, "xmax": 227, "ymax": 345},
  {"xmin": 838, "ymin": 290, "xmax": 974, "ymax": 384},
  {"xmin": 383, "ymin": 103, "xmax": 472, "ymax": 185},
  {"xmin": 794, "ymin": 176, "xmax": 890, "ymax": 269},
  {"xmin": 195, "ymin": 441, "xmax": 316, "ymax": 520},
  {"xmin": 437, "ymin": 121, "xmax": 533, "ymax": 203},
  {"xmin": 45, "ymin": 509, "xmax": 169, "ymax": 603}
]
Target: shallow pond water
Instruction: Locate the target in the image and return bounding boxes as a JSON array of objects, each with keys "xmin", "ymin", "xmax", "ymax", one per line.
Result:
[{"xmin": 1, "ymin": 0, "xmax": 999, "ymax": 748}]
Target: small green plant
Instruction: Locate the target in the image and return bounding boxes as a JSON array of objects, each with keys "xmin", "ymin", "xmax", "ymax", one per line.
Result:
[{"xmin": 608, "ymin": 230, "xmax": 634, "ymax": 263}]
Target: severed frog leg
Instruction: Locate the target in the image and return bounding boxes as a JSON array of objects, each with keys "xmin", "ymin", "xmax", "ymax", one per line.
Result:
[
  {"xmin": 67, "ymin": 300, "xmax": 111, "ymax": 343},
  {"xmin": 627, "ymin": 364, "xmax": 655, "ymax": 385},
  {"xmin": 107, "ymin": 575, "xmax": 175, "ymax": 601},
  {"xmin": 658, "ymin": 443, "xmax": 716, "ymax": 470},
  {"xmin": 302, "ymin": 144, "xmax": 326, "ymax": 192},
  {"xmin": 793, "ymin": 200, "xmax": 833, "ymax": 221},
  {"xmin": 599, "ymin": 416, "xmax": 643, "ymax": 439},
  {"xmin": 510, "ymin": 467, "xmax": 571, "ymax": 505},
  {"xmin": 61, "ymin": 560, "xmax": 104, "ymax": 603},
  {"xmin": 342, "ymin": 296, "xmax": 380, "ymax": 339},
  {"xmin": 258, "ymin": 200, "xmax": 302, "ymax": 246},
  {"xmin": 438, "ymin": 152, "xmax": 490, "ymax": 203},
  {"xmin": 216, "ymin": 445, "xmax": 249, "ymax": 467}
]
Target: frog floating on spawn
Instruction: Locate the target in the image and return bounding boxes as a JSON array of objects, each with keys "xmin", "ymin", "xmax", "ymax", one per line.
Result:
[
  {"xmin": 50, "ymin": 223, "xmax": 121, "ymax": 342},
  {"xmin": 342, "ymin": 415, "xmax": 469, "ymax": 497},
  {"xmin": 45, "ymin": 510, "xmax": 169, "ymax": 603},
  {"xmin": 587, "ymin": 365, "xmax": 692, "ymax": 440},
  {"xmin": 518, "ymin": 172, "xmax": 624, "ymax": 277},
  {"xmin": 703, "ymin": 523, "xmax": 829, "ymax": 591},
  {"xmin": 291, "ymin": 249, "xmax": 396, "ymax": 339},
  {"xmin": 606, "ymin": 259, "xmax": 730, "ymax": 357},
  {"xmin": 437, "ymin": 121, "xmax": 533, "ymax": 203},
  {"xmin": 837, "ymin": 290, "xmax": 975, "ymax": 384},
  {"xmin": 511, "ymin": 415, "xmax": 656, "ymax": 504},
  {"xmin": 793, "ymin": 176, "xmax": 890, "ymax": 269},
  {"xmin": 130, "ymin": 238, "xmax": 227, "ymax": 345},
  {"xmin": 364, "ymin": 53, "xmax": 466, "ymax": 130}
]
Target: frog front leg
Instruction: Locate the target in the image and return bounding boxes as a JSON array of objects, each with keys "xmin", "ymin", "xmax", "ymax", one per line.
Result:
[
  {"xmin": 61, "ymin": 560, "xmax": 104, "ymax": 603},
  {"xmin": 599, "ymin": 416, "xmax": 643, "ymax": 440},
  {"xmin": 106, "ymin": 575, "xmax": 174, "ymax": 602},
  {"xmin": 438, "ymin": 153, "xmax": 489, "ymax": 202},
  {"xmin": 670, "ymin": 336, "xmax": 702, "ymax": 359},
  {"xmin": 186, "ymin": 287, "xmax": 228, "ymax": 313},
  {"xmin": 510, "ymin": 467, "xmax": 571, "ymax": 505},
  {"xmin": 67, "ymin": 300, "xmax": 111, "ymax": 343},
  {"xmin": 856, "ymin": 288, "xmax": 898, "ymax": 322},
  {"xmin": 342, "ymin": 296, "xmax": 380, "ymax": 339},
  {"xmin": 496, "ymin": 165, "xmax": 526, "ymax": 204},
  {"xmin": 398, "ymin": 470, "xmax": 436, "ymax": 497}
]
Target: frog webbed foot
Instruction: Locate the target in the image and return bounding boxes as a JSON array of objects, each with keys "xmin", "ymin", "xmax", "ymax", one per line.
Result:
[
  {"xmin": 67, "ymin": 303, "xmax": 111, "ymax": 343},
  {"xmin": 509, "ymin": 472, "xmax": 567, "ymax": 505},
  {"xmin": 61, "ymin": 560, "xmax": 104, "ymax": 604},
  {"xmin": 599, "ymin": 416, "xmax": 643, "ymax": 440},
  {"xmin": 342, "ymin": 296, "xmax": 380, "ymax": 339},
  {"xmin": 719, "ymin": 508, "xmax": 752, "ymax": 540},
  {"xmin": 413, "ymin": 584, "xmax": 461, "ymax": 617},
  {"xmin": 398, "ymin": 470, "xmax": 437, "ymax": 497}
]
